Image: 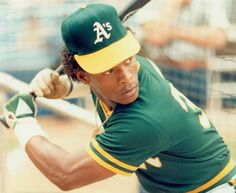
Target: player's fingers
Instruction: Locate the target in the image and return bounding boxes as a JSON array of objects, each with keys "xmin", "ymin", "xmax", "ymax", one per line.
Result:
[
  {"xmin": 51, "ymin": 72, "xmax": 61, "ymax": 85},
  {"xmin": 41, "ymin": 72, "xmax": 56, "ymax": 91},
  {"xmin": 30, "ymin": 68, "xmax": 55, "ymax": 97},
  {"xmin": 36, "ymin": 69, "xmax": 56, "ymax": 90},
  {"xmin": 30, "ymin": 79, "xmax": 44, "ymax": 97},
  {"xmin": 36, "ymin": 78, "xmax": 52, "ymax": 96}
]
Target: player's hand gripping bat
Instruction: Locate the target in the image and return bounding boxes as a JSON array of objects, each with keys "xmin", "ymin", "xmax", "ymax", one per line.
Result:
[{"xmin": 0, "ymin": 0, "xmax": 151, "ymax": 127}]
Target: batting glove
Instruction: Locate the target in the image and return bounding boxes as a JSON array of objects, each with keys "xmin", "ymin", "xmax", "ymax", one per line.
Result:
[
  {"xmin": 3, "ymin": 93, "xmax": 47, "ymax": 146},
  {"xmin": 30, "ymin": 68, "xmax": 72, "ymax": 99},
  {"xmin": 4, "ymin": 93, "xmax": 37, "ymax": 128}
]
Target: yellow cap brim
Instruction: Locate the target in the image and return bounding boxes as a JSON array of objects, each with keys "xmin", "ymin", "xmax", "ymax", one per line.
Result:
[{"xmin": 74, "ymin": 31, "xmax": 140, "ymax": 74}]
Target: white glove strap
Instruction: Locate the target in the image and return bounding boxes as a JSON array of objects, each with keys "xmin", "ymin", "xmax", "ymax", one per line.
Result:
[{"xmin": 14, "ymin": 117, "xmax": 47, "ymax": 147}]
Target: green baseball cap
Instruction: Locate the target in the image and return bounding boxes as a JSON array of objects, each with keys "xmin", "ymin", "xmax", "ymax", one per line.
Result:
[{"xmin": 61, "ymin": 3, "xmax": 140, "ymax": 74}]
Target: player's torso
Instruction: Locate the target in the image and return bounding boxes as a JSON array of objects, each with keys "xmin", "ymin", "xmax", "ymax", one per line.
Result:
[{"xmin": 93, "ymin": 56, "xmax": 233, "ymax": 193}]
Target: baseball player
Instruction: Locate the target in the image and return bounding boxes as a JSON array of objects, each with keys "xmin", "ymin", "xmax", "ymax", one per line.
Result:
[{"xmin": 3, "ymin": 3, "xmax": 236, "ymax": 193}]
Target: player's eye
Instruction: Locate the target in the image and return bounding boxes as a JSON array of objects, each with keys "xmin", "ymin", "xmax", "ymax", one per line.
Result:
[
  {"xmin": 124, "ymin": 57, "xmax": 133, "ymax": 66},
  {"xmin": 103, "ymin": 68, "xmax": 114, "ymax": 75}
]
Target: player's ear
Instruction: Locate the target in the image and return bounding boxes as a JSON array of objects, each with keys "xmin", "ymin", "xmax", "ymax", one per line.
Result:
[{"xmin": 75, "ymin": 71, "xmax": 90, "ymax": 84}]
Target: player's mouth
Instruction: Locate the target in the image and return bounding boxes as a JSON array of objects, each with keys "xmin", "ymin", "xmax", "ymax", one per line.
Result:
[{"xmin": 120, "ymin": 84, "xmax": 138, "ymax": 98}]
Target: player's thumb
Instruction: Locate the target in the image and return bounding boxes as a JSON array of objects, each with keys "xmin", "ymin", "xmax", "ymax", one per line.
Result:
[{"xmin": 50, "ymin": 72, "xmax": 60, "ymax": 85}]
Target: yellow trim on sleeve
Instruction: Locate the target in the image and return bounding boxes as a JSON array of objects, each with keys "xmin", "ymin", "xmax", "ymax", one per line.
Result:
[
  {"xmin": 86, "ymin": 144, "xmax": 132, "ymax": 176},
  {"xmin": 91, "ymin": 139, "xmax": 137, "ymax": 171},
  {"xmin": 229, "ymin": 178, "xmax": 236, "ymax": 186},
  {"xmin": 186, "ymin": 159, "xmax": 235, "ymax": 193}
]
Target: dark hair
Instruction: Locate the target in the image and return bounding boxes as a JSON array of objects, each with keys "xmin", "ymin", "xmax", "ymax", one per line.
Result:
[{"xmin": 61, "ymin": 46, "xmax": 84, "ymax": 81}]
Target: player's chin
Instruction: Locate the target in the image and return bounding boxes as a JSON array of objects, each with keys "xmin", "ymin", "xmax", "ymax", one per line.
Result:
[{"xmin": 118, "ymin": 86, "xmax": 139, "ymax": 105}]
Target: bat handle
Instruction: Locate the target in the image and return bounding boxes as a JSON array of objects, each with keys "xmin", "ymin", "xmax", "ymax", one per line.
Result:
[
  {"xmin": 55, "ymin": 65, "xmax": 64, "ymax": 75},
  {"xmin": 0, "ymin": 116, "xmax": 9, "ymax": 129}
]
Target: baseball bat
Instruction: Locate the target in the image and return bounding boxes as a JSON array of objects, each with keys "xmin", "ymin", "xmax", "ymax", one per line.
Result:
[
  {"xmin": 0, "ymin": 0, "xmax": 151, "ymax": 127},
  {"xmin": 0, "ymin": 117, "xmax": 9, "ymax": 129}
]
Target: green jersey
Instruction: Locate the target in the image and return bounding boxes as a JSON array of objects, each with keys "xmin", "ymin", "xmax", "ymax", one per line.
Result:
[{"xmin": 87, "ymin": 56, "xmax": 236, "ymax": 193}]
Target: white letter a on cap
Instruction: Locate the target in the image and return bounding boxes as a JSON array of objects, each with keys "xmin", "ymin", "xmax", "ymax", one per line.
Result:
[
  {"xmin": 93, "ymin": 22, "xmax": 111, "ymax": 44},
  {"xmin": 15, "ymin": 98, "xmax": 33, "ymax": 117}
]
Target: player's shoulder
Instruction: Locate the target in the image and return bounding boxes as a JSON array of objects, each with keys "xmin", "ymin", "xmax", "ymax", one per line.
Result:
[
  {"xmin": 135, "ymin": 55, "xmax": 154, "ymax": 72},
  {"xmin": 136, "ymin": 55, "xmax": 151, "ymax": 64},
  {"xmin": 136, "ymin": 55, "xmax": 165, "ymax": 79}
]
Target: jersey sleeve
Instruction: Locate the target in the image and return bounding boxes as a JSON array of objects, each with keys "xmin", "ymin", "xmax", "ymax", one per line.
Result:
[{"xmin": 86, "ymin": 113, "xmax": 172, "ymax": 176}]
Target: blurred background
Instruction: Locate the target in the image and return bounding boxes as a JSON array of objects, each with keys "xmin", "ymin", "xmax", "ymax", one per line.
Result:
[{"xmin": 0, "ymin": 0, "xmax": 236, "ymax": 192}]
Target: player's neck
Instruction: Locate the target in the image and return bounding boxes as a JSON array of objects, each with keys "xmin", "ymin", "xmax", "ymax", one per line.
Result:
[
  {"xmin": 101, "ymin": 99, "xmax": 116, "ymax": 110},
  {"xmin": 92, "ymin": 90, "xmax": 115, "ymax": 110}
]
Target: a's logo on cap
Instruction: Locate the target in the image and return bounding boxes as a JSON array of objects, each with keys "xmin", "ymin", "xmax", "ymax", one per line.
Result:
[{"xmin": 93, "ymin": 22, "xmax": 112, "ymax": 44}]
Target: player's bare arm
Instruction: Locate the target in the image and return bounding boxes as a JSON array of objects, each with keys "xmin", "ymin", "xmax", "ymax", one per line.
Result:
[
  {"xmin": 2, "ymin": 93, "xmax": 115, "ymax": 191},
  {"xmin": 25, "ymin": 136, "xmax": 115, "ymax": 191}
]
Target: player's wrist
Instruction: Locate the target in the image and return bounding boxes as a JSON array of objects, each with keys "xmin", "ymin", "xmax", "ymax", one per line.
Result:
[
  {"xmin": 64, "ymin": 78, "xmax": 74, "ymax": 98},
  {"xmin": 14, "ymin": 117, "xmax": 47, "ymax": 147}
]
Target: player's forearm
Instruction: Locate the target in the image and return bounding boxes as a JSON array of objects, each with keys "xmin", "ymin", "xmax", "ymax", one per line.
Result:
[
  {"xmin": 25, "ymin": 136, "xmax": 92, "ymax": 191},
  {"xmin": 174, "ymin": 26, "xmax": 227, "ymax": 48},
  {"xmin": 25, "ymin": 136, "xmax": 76, "ymax": 190},
  {"xmin": 25, "ymin": 136, "xmax": 114, "ymax": 191}
]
